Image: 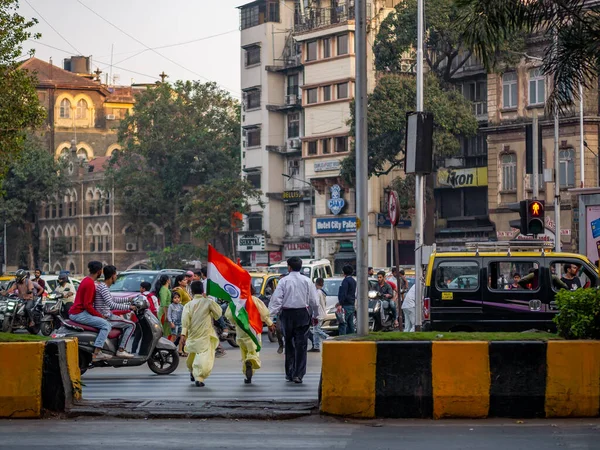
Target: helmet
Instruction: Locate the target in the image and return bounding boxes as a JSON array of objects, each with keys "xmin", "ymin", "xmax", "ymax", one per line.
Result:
[
  {"xmin": 15, "ymin": 269, "xmax": 26, "ymax": 282},
  {"xmin": 131, "ymin": 295, "xmax": 148, "ymax": 311}
]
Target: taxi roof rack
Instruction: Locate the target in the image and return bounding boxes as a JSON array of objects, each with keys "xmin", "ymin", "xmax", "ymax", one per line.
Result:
[{"xmin": 465, "ymin": 240, "xmax": 555, "ymax": 256}]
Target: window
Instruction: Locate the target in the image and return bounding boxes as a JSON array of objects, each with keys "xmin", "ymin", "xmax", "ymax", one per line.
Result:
[
  {"xmin": 337, "ymin": 34, "xmax": 349, "ymax": 56},
  {"xmin": 435, "ymin": 261, "xmax": 479, "ymax": 290},
  {"xmin": 245, "ymin": 89, "xmax": 261, "ymax": 109},
  {"xmin": 502, "ymin": 72, "xmax": 518, "ymax": 109},
  {"xmin": 550, "ymin": 260, "xmax": 596, "ymax": 292},
  {"xmin": 287, "ymin": 113, "xmax": 300, "ymax": 138},
  {"xmin": 59, "ymin": 99, "xmax": 70, "ymax": 118},
  {"xmin": 76, "ymin": 99, "xmax": 88, "ymax": 119},
  {"xmin": 335, "ymin": 136, "xmax": 348, "ymax": 153},
  {"xmin": 245, "ymin": 46, "xmax": 260, "ymax": 66},
  {"xmin": 529, "ymin": 68, "xmax": 546, "ymax": 105},
  {"xmin": 248, "ymin": 214, "xmax": 262, "ymax": 232},
  {"xmin": 58, "ymin": 203, "xmax": 63, "ymax": 218},
  {"xmin": 77, "ymin": 148, "xmax": 88, "ymax": 160},
  {"xmin": 246, "ymin": 127, "xmax": 261, "ymax": 147},
  {"xmin": 307, "ymin": 141, "xmax": 317, "ymax": 155},
  {"xmin": 323, "ymin": 38, "xmax": 331, "ymax": 58},
  {"xmin": 501, "ymin": 153, "xmax": 517, "ymax": 191},
  {"xmin": 559, "ymin": 148, "xmax": 575, "ymax": 188},
  {"xmin": 286, "ymin": 209, "xmax": 294, "ymax": 225},
  {"xmin": 246, "ymin": 172, "xmax": 261, "ymax": 189},
  {"xmin": 323, "ymin": 85, "xmax": 331, "ymax": 102},
  {"xmin": 307, "ymin": 40, "xmax": 318, "ymax": 61},
  {"xmin": 337, "ymin": 82, "xmax": 349, "ymax": 99},
  {"xmin": 287, "ymin": 74, "xmax": 299, "ymax": 96},
  {"xmin": 306, "ymin": 88, "xmax": 318, "ymax": 104},
  {"xmin": 488, "ymin": 261, "xmax": 539, "ymax": 291},
  {"xmin": 322, "ymin": 139, "xmax": 330, "ymax": 154},
  {"xmin": 460, "ymin": 80, "xmax": 487, "ymax": 115},
  {"xmin": 240, "ymin": 1, "xmax": 279, "ymax": 29}
]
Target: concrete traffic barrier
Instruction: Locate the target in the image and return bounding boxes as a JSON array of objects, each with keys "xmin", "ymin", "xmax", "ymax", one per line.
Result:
[
  {"xmin": 0, "ymin": 342, "xmax": 45, "ymax": 418},
  {"xmin": 320, "ymin": 340, "xmax": 600, "ymax": 419}
]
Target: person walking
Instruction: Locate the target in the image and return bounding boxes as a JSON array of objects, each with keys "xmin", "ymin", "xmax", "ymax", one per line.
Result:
[
  {"xmin": 168, "ymin": 292, "xmax": 184, "ymax": 350},
  {"xmin": 309, "ymin": 277, "xmax": 329, "ymax": 353},
  {"xmin": 180, "ymin": 281, "xmax": 223, "ymax": 387},
  {"xmin": 402, "ymin": 283, "xmax": 416, "ymax": 332},
  {"xmin": 173, "ymin": 274, "xmax": 192, "ymax": 306},
  {"xmin": 226, "ymin": 285, "xmax": 274, "ymax": 384},
  {"xmin": 155, "ymin": 275, "xmax": 172, "ymax": 339},
  {"xmin": 268, "ymin": 257, "xmax": 319, "ymax": 384},
  {"xmin": 337, "ymin": 265, "xmax": 357, "ymax": 335}
]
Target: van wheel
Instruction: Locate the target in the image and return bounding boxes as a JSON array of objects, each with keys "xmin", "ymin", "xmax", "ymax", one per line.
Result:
[{"xmin": 449, "ymin": 326, "xmax": 474, "ymax": 333}]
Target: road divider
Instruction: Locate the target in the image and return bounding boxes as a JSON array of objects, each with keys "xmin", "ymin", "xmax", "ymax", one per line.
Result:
[
  {"xmin": 320, "ymin": 340, "xmax": 600, "ymax": 419},
  {"xmin": 0, "ymin": 338, "xmax": 80, "ymax": 418}
]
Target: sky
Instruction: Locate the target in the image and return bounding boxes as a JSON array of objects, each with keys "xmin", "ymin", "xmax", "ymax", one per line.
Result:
[{"xmin": 19, "ymin": 0, "xmax": 243, "ymax": 98}]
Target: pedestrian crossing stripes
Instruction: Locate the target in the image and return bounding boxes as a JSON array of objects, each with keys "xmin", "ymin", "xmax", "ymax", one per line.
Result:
[{"xmin": 82, "ymin": 372, "xmax": 320, "ymax": 401}]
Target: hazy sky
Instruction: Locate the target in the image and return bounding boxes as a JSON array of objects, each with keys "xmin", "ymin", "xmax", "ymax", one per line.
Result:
[{"xmin": 20, "ymin": 0, "xmax": 243, "ymax": 98}]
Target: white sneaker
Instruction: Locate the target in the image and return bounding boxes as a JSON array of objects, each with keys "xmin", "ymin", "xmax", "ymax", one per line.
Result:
[
  {"xmin": 93, "ymin": 351, "xmax": 112, "ymax": 361},
  {"xmin": 116, "ymin": 350, "xmax": 134, "ymax": 359}
]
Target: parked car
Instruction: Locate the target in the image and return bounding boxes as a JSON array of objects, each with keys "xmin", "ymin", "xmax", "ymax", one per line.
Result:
[
  {"xmin": 321, "ymin": 277, "xmax": 379, "ymax": 333},
  {"xmin": 268, "ymin": 258, "xmax": 333, "ymax": 282}
]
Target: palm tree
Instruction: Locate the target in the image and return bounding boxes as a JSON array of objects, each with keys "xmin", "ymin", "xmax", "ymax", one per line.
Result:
[{"xmin": 456, "ymin": 0, "xmax": 600, "ymax": 109}]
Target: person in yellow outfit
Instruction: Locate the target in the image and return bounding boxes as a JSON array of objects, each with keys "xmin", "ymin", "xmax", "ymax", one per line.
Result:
[
  {"xmin": 180, "ymin": 280, "xmax": 223, "ymax": 387},
  {"xmin": 226, "ymin": 285, "xmax": 275, "ymax": 384}
]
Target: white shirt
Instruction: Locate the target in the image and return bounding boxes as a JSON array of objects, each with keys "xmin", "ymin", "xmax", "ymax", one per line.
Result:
[
  {"xmin": 268, "ymin": 271, "xmax": 320, "ymax": 318},
  {"xmin": 402, "ymin": 284, "xmax": 416, "ymax": 310}
]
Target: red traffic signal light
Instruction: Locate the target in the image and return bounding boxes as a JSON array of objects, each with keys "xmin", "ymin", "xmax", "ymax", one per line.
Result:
[
  {"xmin": 526, "ymin": 199, "xmax": 545, "ymax": 235},
  {"xmin": 529, "ymin": 200, "xmax": 543, "ymax": 217}
]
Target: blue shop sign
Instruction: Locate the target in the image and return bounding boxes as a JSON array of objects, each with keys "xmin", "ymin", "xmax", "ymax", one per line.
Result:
[
  {"xmin": 316, "ymin": 217, "xmax": 357, "ymax": 234},
  {"xmin": 376, "ymin": 213, "xmax": 412, "ymax": 228}
]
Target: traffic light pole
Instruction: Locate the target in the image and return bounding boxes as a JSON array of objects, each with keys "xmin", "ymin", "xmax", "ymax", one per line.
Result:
[
  {"xmin": 553, "ymin": 23, "xmax": 561, "ymax": 252},
  {"xmin": 532, "ymin": 110, "xmax": 539, "ymax": 199}
]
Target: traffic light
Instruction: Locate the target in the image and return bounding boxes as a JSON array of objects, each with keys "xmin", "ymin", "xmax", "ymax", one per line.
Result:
[{"xmin": 526, "ymin": 199, "xmax": 545, "ymax": 235}]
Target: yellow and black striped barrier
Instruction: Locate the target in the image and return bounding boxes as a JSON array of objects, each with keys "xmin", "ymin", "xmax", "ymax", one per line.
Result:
[{"xmin": 320, "ymin": 340, "xmax": 600, "ymax": 419}]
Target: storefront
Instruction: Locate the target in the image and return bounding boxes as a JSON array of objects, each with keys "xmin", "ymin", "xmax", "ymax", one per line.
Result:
[
  {"xmin": 237, "ymin": 233, "xmax": 282, "ymax": 267},
  {"xmin": 283, "ymin": 241, "xmax": 312, "ymax": 259}
]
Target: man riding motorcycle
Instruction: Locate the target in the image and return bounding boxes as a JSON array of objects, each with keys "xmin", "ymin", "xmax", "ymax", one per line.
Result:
[
  {"xmin": 3, "ymin": 269, "xmax": 38, "ymax": 327},
  {"xmin": 376, "ymin": 271, "xmax": 398, "ymax": 327},
  {"xmin": 54, "ymin": 272, "xmax": 76, "ymax": 317}
]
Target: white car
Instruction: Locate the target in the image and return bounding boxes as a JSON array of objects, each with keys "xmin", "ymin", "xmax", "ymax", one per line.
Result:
[
  {"xmin": 320, "ymin": 277, "xmax": 379, "ymax": 333},
  {"xmin": 268, "ymin": 258, "xmax": 333, "ymax": 281}
]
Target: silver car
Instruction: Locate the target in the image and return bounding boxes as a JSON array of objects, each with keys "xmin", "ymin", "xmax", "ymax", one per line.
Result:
[{"xmin": 320, "ymin": 277, "xmax": 378, "ymax": 333}]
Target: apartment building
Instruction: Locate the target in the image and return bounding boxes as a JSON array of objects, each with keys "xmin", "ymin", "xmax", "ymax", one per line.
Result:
[
  {"xmin": 487, "ymin": 37, "xmax": 600, "ymax": 250},
  {"xmin": 238, "ymin": 0, "xmax": 311, "ymax": 266},
  {"xmin": 294, "ymin": 0, "xmax": 404, "ymax": 272}
]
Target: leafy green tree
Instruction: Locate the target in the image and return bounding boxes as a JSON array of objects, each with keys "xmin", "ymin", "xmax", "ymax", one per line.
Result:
[
  {"xmin": 105, "ymin": 80, "xmax": 241, "ymax": 245},
  {"xmin": 341, "ymin": 74, "xmax": 478, "ymax": 183},
  {"xmin": 148, "ymin": 244, "xmax": 206, "ymax": 270},
  {"xmin": 181, "ymin": 178, "xmax": 263, "ymax": 258},
  {"xmin": 0, "ymin": 135, "xmax": 70, "ymax": 267},
  {"xmin": 0, "ymin": 0, "xmax": 46, "ymax": 178},
  {"xmin": 457, "ymin": 0, "xmax": 600, "ymax": 108},
  {"xmin": 374, "ymin": 0, "xmax": 523, "ymax": 82}
]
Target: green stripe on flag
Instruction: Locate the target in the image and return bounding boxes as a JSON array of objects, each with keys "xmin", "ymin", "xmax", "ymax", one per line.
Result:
[{"xmin": 206, "ymin": 279, "xmax": 261, "ymax": 352}]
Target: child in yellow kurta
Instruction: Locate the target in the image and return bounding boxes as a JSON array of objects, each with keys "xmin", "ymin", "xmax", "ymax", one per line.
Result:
[
  {"xmin": 225, "ymin": 287, "xmax": 274, "ymax": 384},
  {"xmin": 180, "ymin": 281, "xmax": 223, "ymax": 387}
]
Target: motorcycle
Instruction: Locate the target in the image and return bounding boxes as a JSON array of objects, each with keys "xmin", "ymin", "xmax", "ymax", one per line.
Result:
[
  {"xmin": 267, "ymin": 315, "xmax": 278, "ymax": 343},
  {"xmin": 52, "ymin": 295, "xmax": 179, "ymax": 375},
  {"xmin": 214, "ymin": 298, "xmax": 238, "ymax": 348},
  {"xmin": 40, "ymin": 290, "xmax": 71, "ymax": 337},
  {"xmin": 368, "ymin": 291, "xmax": 396, "ymax": 332},
  {"xmin": 0, "ymin": 294, "xmax": 43, "ymax": 335}
]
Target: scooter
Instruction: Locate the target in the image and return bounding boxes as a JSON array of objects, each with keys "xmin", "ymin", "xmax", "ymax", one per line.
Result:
[
  {"xmin": 1, "ymin": 294, "xmax": 43, "ymax": 335},
  {"xmin": 52, "ymin": 295, "xmax": 179, "ymax": 375},
  {"xmin": 213, "ymin": 301, "xmax": 238, "ymax": 348},
  {"xmin": 40, "ymin": 290, "xmax": 71, "ymax": 336},
  {"xmin": 368, "ymin": 291, "xmax": 396, "ymax": 332}
]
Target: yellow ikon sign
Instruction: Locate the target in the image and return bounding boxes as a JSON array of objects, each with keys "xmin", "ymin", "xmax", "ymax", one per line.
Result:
[{"xmin": 437, "ymin": 167, "xmax": 487, "ymax": 189}]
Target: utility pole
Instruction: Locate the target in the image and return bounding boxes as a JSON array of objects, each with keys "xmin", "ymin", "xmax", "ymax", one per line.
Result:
[
  {"xmin": 414, "ymin": 0, "xmax": 425, "ymax": 330},
  {"xmin": 579, "ymin": 81, "xmax": 585, "ymax": 188},
  {"xmin": 533, "ymin": 110, "xmax": 539, "ymax": 199},
  {"xmin": 553, "ymin": 27, "xmax": 561, "ymax": 252},
  {"xmin": 355, "ymin": 0, "xmax": 369, "ymax": 336}
]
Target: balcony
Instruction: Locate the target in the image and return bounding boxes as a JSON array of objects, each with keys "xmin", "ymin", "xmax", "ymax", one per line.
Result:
[
  {"xmin": 266, "ymin": 94, "xmax": 302, "ymax": 112},
  {"xmin": 265, "ymin": 139, "xmax": 302, "ymax": 155},
  {"xmin": 294, "ymin": 3, "xmax": 371, "ymax": 34}
]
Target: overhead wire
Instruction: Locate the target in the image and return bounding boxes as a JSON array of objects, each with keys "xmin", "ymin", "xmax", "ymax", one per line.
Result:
[
  {"xmin": 24, "ymin": 0, "xmax": 82, "ymax": 55},
  {"xmin": 75, "ymin": 0, "xmax": 241, "ymax": 98}
]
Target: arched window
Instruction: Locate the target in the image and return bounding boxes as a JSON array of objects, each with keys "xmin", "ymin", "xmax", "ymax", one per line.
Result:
[
  {"xmin": 86, "ymin": 225, "xmax": 95, "ymax": 252},
  {"xmin": 76, "ymin": 99, "xmax": 88, "ymax": 120},
  {"xmin": 102, "ymin": 224, "xmax": 111, "ymax": 252},
  {"xmin": 104, "ymin": 192, "xmax": 110, "ymax": 215},
  {"xmin": 559, "ymin": 148, "xmax": 575, "ymax": 188},
  {"xmin": 59, "ymin": 99, "xmax": 71, "ymax": 118},
  {"xmin": 77, "ymin": 148, "xmax": 89, "ymax": 161},
  {"xmin": 69, "ymin": 262, "xmax": 76, "ymax": 273},
  {"xmin": 501, "ymin": 154, "xmax": 517, "ymax": 191}
]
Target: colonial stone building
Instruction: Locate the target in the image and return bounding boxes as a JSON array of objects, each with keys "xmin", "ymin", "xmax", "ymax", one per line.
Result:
[{"xmin": 17, "ymin": 57, "xmax": 165, "ymax": 274}]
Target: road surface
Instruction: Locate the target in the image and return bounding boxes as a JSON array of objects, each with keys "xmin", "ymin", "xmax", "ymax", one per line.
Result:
[
  {"xmin": 1, "ymin": 417, "xmax": 598, "ymax": 450},
  {"xmin": 82, "ymin": 337, "xmax": 322, "ymax": 402}
]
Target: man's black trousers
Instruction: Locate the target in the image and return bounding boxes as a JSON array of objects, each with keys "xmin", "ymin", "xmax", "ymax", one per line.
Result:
[{"xmin": 279, "ymin": 308, "xmax": 310, "ymax": 380}]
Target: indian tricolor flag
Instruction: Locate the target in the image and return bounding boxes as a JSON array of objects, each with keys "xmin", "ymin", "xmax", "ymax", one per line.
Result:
[{"xmin": 206, "ymin": 245, "xmax": 263, "ymax": 351}]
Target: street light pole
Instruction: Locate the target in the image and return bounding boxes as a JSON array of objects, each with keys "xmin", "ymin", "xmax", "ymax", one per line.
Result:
[
  {"xmin": 355, "ymin": 0, "xmax": 369, "ymax": 336},
  {"xmin": 282, "ymin": 174, "xmax": 315, "ymax": 259},
  {"xmin": 553, "ymin": 27, "xmax": 561, "ymax": 252}
]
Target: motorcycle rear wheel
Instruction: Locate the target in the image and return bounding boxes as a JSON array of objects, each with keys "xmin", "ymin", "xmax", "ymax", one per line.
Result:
[
  {"xmin": 27, "ymin": 323, "xmax": 40, "ymax": 335},
  {"xmin": 40, "ymin": 321, "xmax": 53, "ymax": 336},
  {"xmin": 1, "ymin": 317, "xmax": 11, "ymax": 333},
  {"xmin": 148, "ymin": 348, "xmax": 179, "ymax": 375},
  {"xmin": 79, "ymin": 350, "xmax": 91, "ymax": 375}
]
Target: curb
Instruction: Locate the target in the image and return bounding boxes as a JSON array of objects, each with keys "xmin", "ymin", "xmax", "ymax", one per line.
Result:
[{"xmin": 320, "ymin": 340, "xmax": 600, "ymax": 419}]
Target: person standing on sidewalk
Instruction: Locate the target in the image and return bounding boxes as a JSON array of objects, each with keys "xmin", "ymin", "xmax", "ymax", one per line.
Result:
[
  {"xmin": 268, "ymin": 257, "xmax": 319, "ymax": 384},
  {"xmin": 180, "ymin": 281, "xmax": 223, "ymax": 387},
  {"xmin": 69, "ymin": 261, "xmax": 112, "ymax": 361},
  {"xmin": 337, "ymin": 265, "xmax": 357, "ymax": 335},
  {"xmin": 309, "ymin": 277, "xmax": 329, "ymax": 353},
  {"xmin": 401, "ymin": 283, "xmax": 416, "ymax": 332}
]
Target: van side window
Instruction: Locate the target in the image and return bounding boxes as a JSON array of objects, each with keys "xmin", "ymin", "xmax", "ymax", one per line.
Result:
[
  {"xmin": 325, "ymin": 266, "xmax": 333, "ymax": 277},
  {"xmin": 549, "ymin": 260, "xmax": 597, "ymax": 291},
  {"xmin": 488, "ymin": 261, "xmax": 539, "ymax": 291},
  {"xmin": 436, "ymin": 261, "xmax": 479, "ymax": 290}
]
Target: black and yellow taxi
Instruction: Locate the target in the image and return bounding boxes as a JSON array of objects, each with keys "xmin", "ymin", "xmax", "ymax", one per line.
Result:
[
  {"xmin": 422, "ymin": 241, "xmax": 600, "ymax": 332},
  {"xmin": 249, "ymin": 272, "xmax": 280, "ymax": 307}
]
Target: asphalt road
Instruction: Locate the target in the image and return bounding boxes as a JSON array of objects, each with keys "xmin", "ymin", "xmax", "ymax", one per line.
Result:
[
  {"xmin": 82, "ymin": 337, "xmax": 322, "ymax": 402},
  {"xmin": 1, "ymin": 417, "xmax": 598, "ymax": 450}
]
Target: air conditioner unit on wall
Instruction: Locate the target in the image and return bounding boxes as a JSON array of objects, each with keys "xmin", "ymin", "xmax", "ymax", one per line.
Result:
[
  {"xmin": 289, "ymin": 138, "xmax": 301, "ymax": 149},
  {"xmin": 286, "ymin": 94, "xmax": 297, "ymax": 105},
  {"xmin": 126, "ymin": 243, "xmax": 137, "ymax": 251},
  {"xmin": 106, "ymin": 114, "xmax": 116, "ymax": 120}
]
